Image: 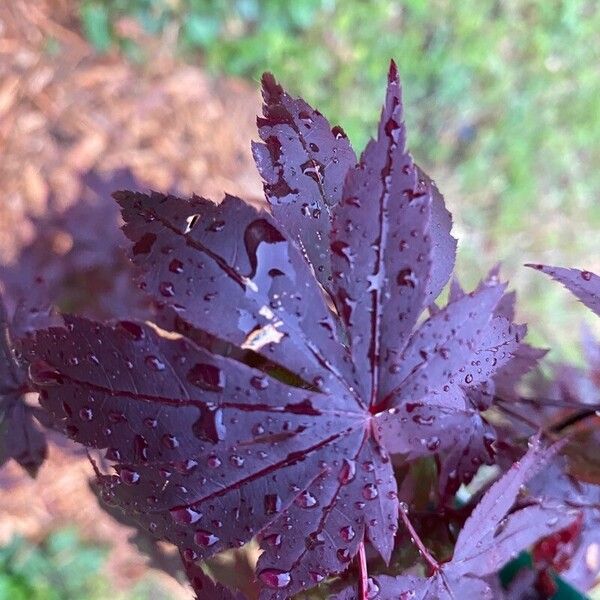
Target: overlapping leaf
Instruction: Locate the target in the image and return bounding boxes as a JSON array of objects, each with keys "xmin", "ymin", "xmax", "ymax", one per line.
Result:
[
  {"xmin": 0, "ymin": 293, "xmax": 50, "ymax": 476},
  {"xmin": 22, "ymin": 65, "xmax": 522, "ymax": 598},
  {"xmin": 527, "ymin": 264, "xmax": 600, "ymax": 318},
  {"xmin": 334, "ymin": 437, "xmax": 576, "ymax": 599}
]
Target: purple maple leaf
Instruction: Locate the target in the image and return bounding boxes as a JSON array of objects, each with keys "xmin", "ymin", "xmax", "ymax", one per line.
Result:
[
  {"xmin": 0, "ymin": 293, "xmax": 49, "ymax": 476},
  {"xmin": 333, "ymin": 437, "xmax": 576, "ymax": 599},
  {"xmin": 21, "ymin": 64, "xmax": 521, "ymax": 598},
  {"xmin": 527, "ymin": 264, "xmax": 600, "ymax": 318}
]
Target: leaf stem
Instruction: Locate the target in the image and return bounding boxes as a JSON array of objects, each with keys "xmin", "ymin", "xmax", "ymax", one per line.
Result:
[
  {"xmin": 357, "ymin": 541, "xmax": 369, "ymax": 600},
  {"xmin": 399, "ymin": 506, "xmax": 439, "ymax": 573}
]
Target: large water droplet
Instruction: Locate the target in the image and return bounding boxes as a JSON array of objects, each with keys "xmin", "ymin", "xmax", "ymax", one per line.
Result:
[
  {"xmin": 79, "ymin": 407, "xmax": 93, "ymax": 421},
  {"xmin": 170, "ymin": 506, "xmax": 202, "ymax": 524},
  {"xmin": 264, "ymin": 494, "xmax": 282, "ymax": 515},
  {"xmin": 362, "ymin": 484, "xmax": 378, "ymax": 500},
  {"xmin": 337, "ymin": 548, "xmax": 351, "ymax": 562},
  {"xmin": 161, "ymin": 434, "xmax": 179, "ymax": 449},
  {"xmin": 295, "ymin": 491, "xmax": 318, "ymax": 508},
  {"xmin": 340, "ymin": 525, "xmax": 355, "ymax": 541},
  {"xmin": 367, "ymin": 577, "xmax": 381, "ymax": 599},
  {"xmin": 193, "ymin": 405, "xmax": 226, "ymax": 443},
  {"xmin": 258, "ymin": 569, "xmax": 291, "ymax": 589},
  {"xmin": 338, "ymin": 459, "xmax": 356, "ymax": 485},
  {"xmin": 305, "ymin": 531, "xmax": 325, "ymax": 550},
  {"xmin": 145, "ymin": 355, "xmax": 165, "ymax": 371},
  {"xmin": 187, "ymin": 363, "xmax": 226, "ymax": 391},
  {"xmin": 397, "ymin": 268, "xmax": 417, "ymax": 288},
  {"xmin": 412, "ymin": 414, "xmax": 435, "ymax": 426},
  {"xmin": 263, "ymin": 532, "xmax": 282, "ymax": 547},
  {"xmin": 169, "ymin": 259, "xmax": 184, "ymax": 274},
  {"xmin": 159, "ymin": 281, "xmax": 175, "ymax": 297},
  {"xmin": 194, "ymin": 530, "xmax": 219, "ymax": 547},
  {"xmin": 250, "ymin": 375, "xmax": 269, "ymax": 390},
  {"xmin": 229, "ymin": 455, "xmax": 245, "ymax": 468},
  {"xmin": 300, "ymin": 159, "xmax": 324, "ymax": 184},
  {"xmin": 119, "ymin": 468, "xmax": 140, "ymax": 485},
  {"xmin": 207, "ymin": 454, "xmax": 221, "ymax": 468},
  {"xmin": 119, "ymin": 321, "xmax": 145, "ymax": 340}
]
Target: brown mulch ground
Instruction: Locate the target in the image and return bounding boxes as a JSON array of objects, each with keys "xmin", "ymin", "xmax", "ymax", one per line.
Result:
[
  {"xmin": 0, "ymin": 0, "xmax": 262, "ymax": 261},
  {"xmin": 0, "ymin": 1, "xmax": 264, "ymax": 596}
]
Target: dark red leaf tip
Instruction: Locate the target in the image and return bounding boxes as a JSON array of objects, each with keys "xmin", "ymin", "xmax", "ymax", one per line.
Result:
[
  {"xmin": 261, "ymin": 72, "xmax": 284, "ymax": 103},
  {"xmin": 388, "ymin": 59, "xmax": 399, "ymax": 84}
]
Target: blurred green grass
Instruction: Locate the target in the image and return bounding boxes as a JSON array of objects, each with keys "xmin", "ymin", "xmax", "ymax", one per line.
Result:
[
  {"xmin": 0, "ymin": 528, "xmax": 176, "ymax": 599},
  {"xmin": 78, "ymin": 0, "xmax": 600, "ymax": 362}
]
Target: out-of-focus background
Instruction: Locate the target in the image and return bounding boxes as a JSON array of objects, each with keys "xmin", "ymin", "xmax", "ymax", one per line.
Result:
[{"xmin": 1, "ymin": 1, "xmax": 599, "ymax": 597}]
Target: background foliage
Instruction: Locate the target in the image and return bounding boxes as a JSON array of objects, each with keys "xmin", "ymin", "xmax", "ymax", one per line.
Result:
[
  {"xmin": 3, "ymin": 1, "xmax": 600, "ymax": 597},
  {"xmin": 78, "ymin": 0, "xmax": 600, "ymax": 361}
]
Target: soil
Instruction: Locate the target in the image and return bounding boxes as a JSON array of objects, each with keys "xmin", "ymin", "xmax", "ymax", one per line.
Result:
[{"xmin": 0, "ymin": 1, "xmax": 265, "ymax": 596}]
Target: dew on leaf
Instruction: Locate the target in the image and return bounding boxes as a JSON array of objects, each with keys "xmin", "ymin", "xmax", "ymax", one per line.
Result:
[
  {"xmin": 258, "ymin": 568, "xmax": 291, "ymax": 589},
  {"xmin": 170, "ymin": 506, "xmax": 202, "ymax": 524},
  {"xmin": 194, "ymin": 530, "xmax": 219, "ymax": 547}
]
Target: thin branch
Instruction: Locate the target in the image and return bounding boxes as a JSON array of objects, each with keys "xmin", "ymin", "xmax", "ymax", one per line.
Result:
[
  {"xmin": 399, "ymin": 506, "xmax": 439, "ymax": 573},
  {"xmin": 357, "ymin": 541, "xmax": 369, "ymax": 600}
]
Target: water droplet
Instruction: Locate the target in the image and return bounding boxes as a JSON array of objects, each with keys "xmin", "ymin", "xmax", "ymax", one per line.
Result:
[
  {"xmin": 108, "ymin": 410, "xmax": 127, "ymax": 423},
  {"xmin": 169, "ymin": 259, "xmax": 184, "ymax": 274},
  {"xmin": 119, "ymin": 321, "xmax": 145, "ymax": 340},
  {"xmin": 207, "ymin": 454, "xmax": 221, "ymax": 468},
  {"xmin": 263, "ymin": 533, "xmax": 282, "ymax": 548},
  {"xmin": 412, "ymin": 414, "xmax": 435, "ymax": 426},
  {"xmin": 105, "ymin": 447, "xmax": 121, "ymax": 461},
  {"xmin": 305, "ymin": 531, "xmax": 325, "ymax": 550},
  {"xmin": 295, "ymin": 491, "xmax": 318, "ymax": 508},
  {"xmin": 338, "ymin": 459, "xmax": 356, "ymax": 485},
  {"xmin": 193, "ymin": 405, "xmax": 226, "ymax": 443},
  {"xmin": 258, "ymin": 569, "xmax": 291, "ymax": 589},
  {"xmin": 582, "ymin": 271, "xmax": 593, "ymax": 281},
  {"xmin": 362, "ymin": 484, "xmax": 378, "ymax": 500},
  {"xmin": 187, "ymin": 363, "xmax": 225, "ymax": 391},
  {"xmin": 464, "ymin": 373, "xmax": 473, "ymax": 384},
  {"xmin": 397, "ymin": 268, "xmax": 417, "ymax": 288},
  {"xmin": 363, "ymin": 461, "xmax": 375, "ymax": 472},
  {"xmin": 340, "ymin": 525, "xmax": 355, "ymax": 541},
  {"xmin": 143, "ymin": 417, "xmax": 157, "ymax": 428},
  {"xmin": 119, "ymin": 468, "xmax": 140, "ymax": 485},
  {"xmin": 264, "ymin": 494, "xmax": 282, "ymax": 515},
  {"xmin": 229, "ymin": 455, "xmax": 245, "ymax": 467},
  {"xmin": 384, "ymin": 117, "xmax": 401, "ymax": 142},
  {"xmin": 182, "ymin": 548, "xmax": 198, "ymax": 562},
  {"xmin": 170, "ymin": 506, "xmax": 202, "ymax": 524},
  {"xmin": 337, "ymin": 548, "xmax": 352, "ymax": 562},
  {"xmin": 332, "ymin": 125, "xmax": 347, "ymax": 139},
  {"xmin": 79, "ymin": 407, "xmax": 93, "ymax": 421},
  {"xmin": 134, "ymin": 434, "xmax": 149, "ymax": 462},
  {"xmin": 301, "ymin": 159, "xmax": 324, "ymax": 184},
  {"xmin": 194, "ymin": 530, "xmax": 219, "ymax": 547},
  {"xmin": 426, "ymin": 437, "xmax": 440, "ymax": 451},
  {"xmin": 161, "ymin": 434, "xmax": 179, "ymax": 449},
  {"xmin": 159, "ymin": 281, "xmax": 175, "ymax": 297},
  {"xmin": 145, "ymin": 355, "xmax": 165, "ymax": 371},
  {"xmin": 250, "ymin": 375, "xmax": 269, "ymax": 390},
  {"xmin": 367, "ymin": 577, "xmax": 381, "ymax": 599},
  {"xmin": 310, "ymin": 571, "xmax": 324, "ymax": 583}
]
